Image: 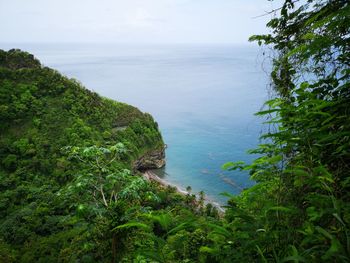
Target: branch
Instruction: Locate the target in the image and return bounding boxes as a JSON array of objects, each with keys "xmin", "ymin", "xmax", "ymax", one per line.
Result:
[
  {"xmin": 109, "ymin": 190, "xmax": 115, "ymax": 205},
  {"xmin": 252, "ymin": 0, "xmax": 300, "ymax": 19},
  {"xmin": 108, "ymin": 152, "xmax": 120, "ymax": 165},
  {"xmin": 100, "ymin": 185, "xmax": 108, "ymax": 207}
]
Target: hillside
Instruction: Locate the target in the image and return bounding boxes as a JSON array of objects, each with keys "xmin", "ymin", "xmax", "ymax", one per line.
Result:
[
  {"xmin": 0, "ymin": 49, "xmax": 225, "ymax": 263},
  {"xmin": 0, "ymin": 49, "xmax": 170, "ymax": 262},
  {"xmin": 1, "ymin": 2, "xmax": 349, "ymax": 258}
]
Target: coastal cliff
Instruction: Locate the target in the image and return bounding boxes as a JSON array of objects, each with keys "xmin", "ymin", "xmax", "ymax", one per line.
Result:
[
  {"xmin": 0, "ymin": 49, "xmax": 167, "ymax": 261},
  {"xmin": 133, "ymin": 146, "xmax": 166, "ymax": 171},
  {"xmin": 0, "ymin": 49, "xmax": 222, "ymax": 263}
]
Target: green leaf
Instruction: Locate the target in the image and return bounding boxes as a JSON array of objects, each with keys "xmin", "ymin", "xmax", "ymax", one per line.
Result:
[
  {"xmin": 199, "ymin": 246, "xmax": 216, "ymax": 254},
  {"xmin": 221, "ymin": 161, "xmax": 245, "ymax": 171},
  {"xmin": 206, "ymin": 223, "xmax": 231, "ymax": 238},
  {"xmin": 256, "ymin": 245, "xmax": 268, "ymax": 263},
  {"xmin": 112, "ymin": 222, "xmax": 151, "ymax": 232},
  {"xmin": 219, "ymin": 192, "xmax": 235, "ymax": 199},
  {"xmin": 265, "ymin": 206, "xmax": 296, "ymax": 217},
  {"xmin": 167, "ymin": 221, "xmax": 193, "ymax": 236}
]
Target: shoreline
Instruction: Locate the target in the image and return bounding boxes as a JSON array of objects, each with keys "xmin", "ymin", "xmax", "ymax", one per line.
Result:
[{"xmin": 143, "ymin": 170, "xmax": 225, "ymax": 213}]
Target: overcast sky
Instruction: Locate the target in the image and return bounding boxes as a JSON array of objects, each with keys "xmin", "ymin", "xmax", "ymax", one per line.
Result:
[{"xmin": 0, "ymin": 0, "xmax": 282, "ymax": 44}]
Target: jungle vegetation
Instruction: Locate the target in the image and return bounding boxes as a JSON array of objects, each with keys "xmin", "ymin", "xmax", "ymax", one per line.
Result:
[{"xmin": 0, "ymin": 0, "xmax": 349, "ymax": 262}]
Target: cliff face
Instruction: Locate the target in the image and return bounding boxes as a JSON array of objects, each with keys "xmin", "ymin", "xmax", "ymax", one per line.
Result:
[{"xmin": 133, "ymin": 146, "xmax": 166, "ymax": 171}]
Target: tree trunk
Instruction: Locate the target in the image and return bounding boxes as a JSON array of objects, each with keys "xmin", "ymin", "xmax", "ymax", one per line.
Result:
[{"xmin": 112, "ymin": 233, "xmax": 117, "ymax": 263}]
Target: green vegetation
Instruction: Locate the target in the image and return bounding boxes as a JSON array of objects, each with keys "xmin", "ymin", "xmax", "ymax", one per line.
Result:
[
  {"xmin": 232, "ymin": 0, "xmax": 350, "ymax": 261},
  {"xmin": 1, "ymin": 0, "xmax": 349, "ymax": 262},
  {"xmin": 0, "ymin": 48, "xmax": 220, "ymax": 262}
]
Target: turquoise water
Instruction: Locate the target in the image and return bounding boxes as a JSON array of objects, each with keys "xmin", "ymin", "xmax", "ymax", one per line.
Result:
[{"xmin": 1, "ymin": 43, "xmax": 269, "ymax": 204}]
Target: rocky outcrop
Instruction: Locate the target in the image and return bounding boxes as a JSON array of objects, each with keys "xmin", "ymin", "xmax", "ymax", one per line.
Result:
[{"xmin": 133, "ymin": 146, "xmax": 166, "ymax": 171}]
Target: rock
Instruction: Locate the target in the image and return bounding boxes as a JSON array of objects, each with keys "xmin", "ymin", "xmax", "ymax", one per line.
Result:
[{"xmin": 133, "ymin": 146, "xmax": 166, "ymax": 171}]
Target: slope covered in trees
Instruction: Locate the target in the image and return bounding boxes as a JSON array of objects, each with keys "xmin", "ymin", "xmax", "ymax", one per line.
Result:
[
  {"xmin": 0, "ymin": 49, "xmax": 175, "ymax": 261},
  {"xmin": 0, "ymin": 49, "xmax": 222, "ymax": 263},
  {"xmin": 0, "ymin": 0, "xmax": 349, "ymax": 262}
]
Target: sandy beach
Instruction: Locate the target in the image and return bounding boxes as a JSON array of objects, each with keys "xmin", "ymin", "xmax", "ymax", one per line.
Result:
[{"xmin": 143, "ymin": 170, "xmax": 225, "ymax": 213}]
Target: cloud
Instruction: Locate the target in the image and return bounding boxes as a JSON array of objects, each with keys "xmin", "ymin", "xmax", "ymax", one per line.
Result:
[
  {"xmin": 0, "ymin": 0, "xmax": 277, "ymax": 44},
  {"xmin": 124, "ymin": 7, "xmax": 157, "ymax": 28}
]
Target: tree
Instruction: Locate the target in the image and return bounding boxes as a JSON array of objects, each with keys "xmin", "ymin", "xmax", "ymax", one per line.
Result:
[
  {"xmin": 61, "ymin": 143, "xmax": 150, "ymax": 262},
  {"xmin": 223, "ymin": 0, "xmax": 350, "ymax": 261}
]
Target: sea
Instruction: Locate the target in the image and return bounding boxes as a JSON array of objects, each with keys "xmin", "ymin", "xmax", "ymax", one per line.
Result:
[{"xmin": 1, "ymin": 43, "xmax": 270, "ymax": 204}]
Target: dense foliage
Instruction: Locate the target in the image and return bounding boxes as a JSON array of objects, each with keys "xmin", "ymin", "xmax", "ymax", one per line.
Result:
[
  {"xmin": 0, "ymin": 49, "xmax": 220, "ymax": 262},
  {"xmin": 223, "ymin": 0, "xmax": 350, "ymax": 261},
  {"xmin": 0, "ymin": 49, "xmax": 224, "ymax": 263},
  {"xmin": 1, "ymin": 0, "xmax": 349, "ymax": 262}
]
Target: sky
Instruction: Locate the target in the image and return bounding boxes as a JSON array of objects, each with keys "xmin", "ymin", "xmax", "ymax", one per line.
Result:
[{"xmin": 0, "ymin": 0, "xmax": 282, "ymax": 44}]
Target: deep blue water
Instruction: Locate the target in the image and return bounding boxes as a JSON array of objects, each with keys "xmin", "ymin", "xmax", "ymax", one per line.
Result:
[{"xmin": 1, "ymin": 43, "xmax": 269, "ymax": 204}]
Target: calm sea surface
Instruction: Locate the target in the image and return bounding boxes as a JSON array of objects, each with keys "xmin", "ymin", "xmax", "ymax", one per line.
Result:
[{"xmin": 1, "ymin": 43, "xmax": 269, "ymax": 204}]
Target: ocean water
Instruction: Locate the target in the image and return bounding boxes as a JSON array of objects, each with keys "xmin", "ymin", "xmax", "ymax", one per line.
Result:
[{"xmin": 1, "ymin": 43, "xmax": 269, "ymax": 204}]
